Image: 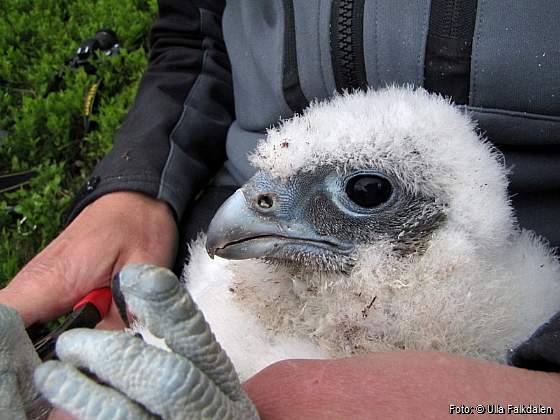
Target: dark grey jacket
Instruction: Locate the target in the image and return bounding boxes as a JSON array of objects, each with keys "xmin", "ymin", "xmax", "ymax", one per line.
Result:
[
  {"xmin": 67, "ymin": 0, "xmax": 560, "ymax": 248},
  {"xmin": 67, "ymin": 0, "xmax": 560, "ymax": 371}
]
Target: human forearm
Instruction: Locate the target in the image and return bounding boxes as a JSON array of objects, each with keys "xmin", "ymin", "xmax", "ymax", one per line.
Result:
[{"xmin": 243, "ymin": 351, "xmax": 560, "ymax": 419}]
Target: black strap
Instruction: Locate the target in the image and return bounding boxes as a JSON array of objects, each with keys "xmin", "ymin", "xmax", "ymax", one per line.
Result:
[
  {"xmin": 424, "ymin": 0, "xmax": 478, "ymax": 104},
  {"xmin": 282, "ymin": 0, "xmax": 310, "ymax": 114},
  {"xmin": 0, "ymin": 170, "xmax": 39, "ymax": 194}
]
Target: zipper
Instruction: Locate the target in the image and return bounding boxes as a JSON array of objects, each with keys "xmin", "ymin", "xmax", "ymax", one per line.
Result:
[
  {"xmin": 282, "ymin": 0, "xmax": 369, "ymax": 112},
  {"xmin": 330, "ymin": 0, "xmax": 367, "ymax": 93}
]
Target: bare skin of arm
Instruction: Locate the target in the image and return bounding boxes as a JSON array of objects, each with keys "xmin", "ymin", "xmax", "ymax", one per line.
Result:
[
  {"xmin": 243, "ymin": 352, "xmax": 560, "ymax": 419},
  {"xmin": 0, "ymin": 191, "xmax": 178, "ymax": 329}
]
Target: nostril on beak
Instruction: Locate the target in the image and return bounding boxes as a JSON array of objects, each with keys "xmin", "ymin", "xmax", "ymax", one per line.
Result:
[{"xmin": 256, "ymin": 193, "xmax": 276, "ymax": 210}]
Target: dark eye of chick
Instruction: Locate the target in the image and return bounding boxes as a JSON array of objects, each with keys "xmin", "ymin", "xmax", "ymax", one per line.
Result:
[{"xmin": 345, "ymin": 175, "xmax": 393, "ymax": 208}]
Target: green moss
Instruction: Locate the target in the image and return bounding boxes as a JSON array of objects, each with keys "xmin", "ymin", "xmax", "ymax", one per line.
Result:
[{"xmin": 0, "ymin": 0, "xmax": 157, "ymax": 284}]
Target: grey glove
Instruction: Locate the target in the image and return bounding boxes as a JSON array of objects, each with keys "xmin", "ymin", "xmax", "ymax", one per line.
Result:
[{"xmin": 34, "ymin": 263, "xmax": 260, "ymax": 420}]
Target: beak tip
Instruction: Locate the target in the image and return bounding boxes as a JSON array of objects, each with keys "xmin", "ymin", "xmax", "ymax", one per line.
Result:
[{"xmin": 205, "ymin": 243, "xmax": 217, "ymax": 260}]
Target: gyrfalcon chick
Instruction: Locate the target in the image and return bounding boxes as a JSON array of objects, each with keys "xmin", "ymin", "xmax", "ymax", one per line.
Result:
[{"xmin": 184, "ymin": 86, "xmax": 560, "ymax": 379}]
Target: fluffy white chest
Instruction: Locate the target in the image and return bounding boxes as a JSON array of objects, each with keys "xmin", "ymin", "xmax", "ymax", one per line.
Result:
[
  {"xmin": 183, "ymin": 240, "xmax": 329, "ymax": 380},
  {"xmin": 180, "ymin": 231, "xmax": 560, "ymax": 380}
]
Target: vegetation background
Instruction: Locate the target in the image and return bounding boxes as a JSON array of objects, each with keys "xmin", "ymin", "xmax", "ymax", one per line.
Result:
[{"xmin": 0, "ymin": 0, "xmax": 158, "ymax": 288}]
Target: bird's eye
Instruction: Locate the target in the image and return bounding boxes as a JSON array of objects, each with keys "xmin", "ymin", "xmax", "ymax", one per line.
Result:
[{"xmin": 345, "ymin": 175, "xmax": 392, "ymax": 208}]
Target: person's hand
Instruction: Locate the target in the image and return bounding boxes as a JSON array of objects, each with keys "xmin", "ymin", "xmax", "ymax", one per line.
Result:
[
  {"xmin": 0, "ymin": 191, "xmax": 178, "ymax": 329},
  {"xmin": 243, "ymin": 351, "xmax": 560, "ymax": 419}
]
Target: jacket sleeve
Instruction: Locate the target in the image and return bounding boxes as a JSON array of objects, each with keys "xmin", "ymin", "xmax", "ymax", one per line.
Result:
[
  {"xmin": 65, "ymin": 0, "xmax": 234, "ymax": 223},
  {"xmin": 510, "ymin": 311, "xmax": 560, "ymax": 372}
]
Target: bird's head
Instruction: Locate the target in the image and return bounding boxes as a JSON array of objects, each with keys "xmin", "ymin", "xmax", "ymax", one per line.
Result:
[{"xmin": 207, "ymin": 86, "xmax": 514, "ymax": 275}]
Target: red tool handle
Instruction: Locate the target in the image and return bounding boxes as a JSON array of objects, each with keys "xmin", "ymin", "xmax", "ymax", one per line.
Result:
[{"xmin": 73, "ymin": 287, "xmax": 112, "ymax": 320}]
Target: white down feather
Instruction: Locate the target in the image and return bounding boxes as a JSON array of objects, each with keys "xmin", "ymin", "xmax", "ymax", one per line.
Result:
[{"xmin": 175, "ymin": 87, "xmax": 560, "ymax": 381}]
